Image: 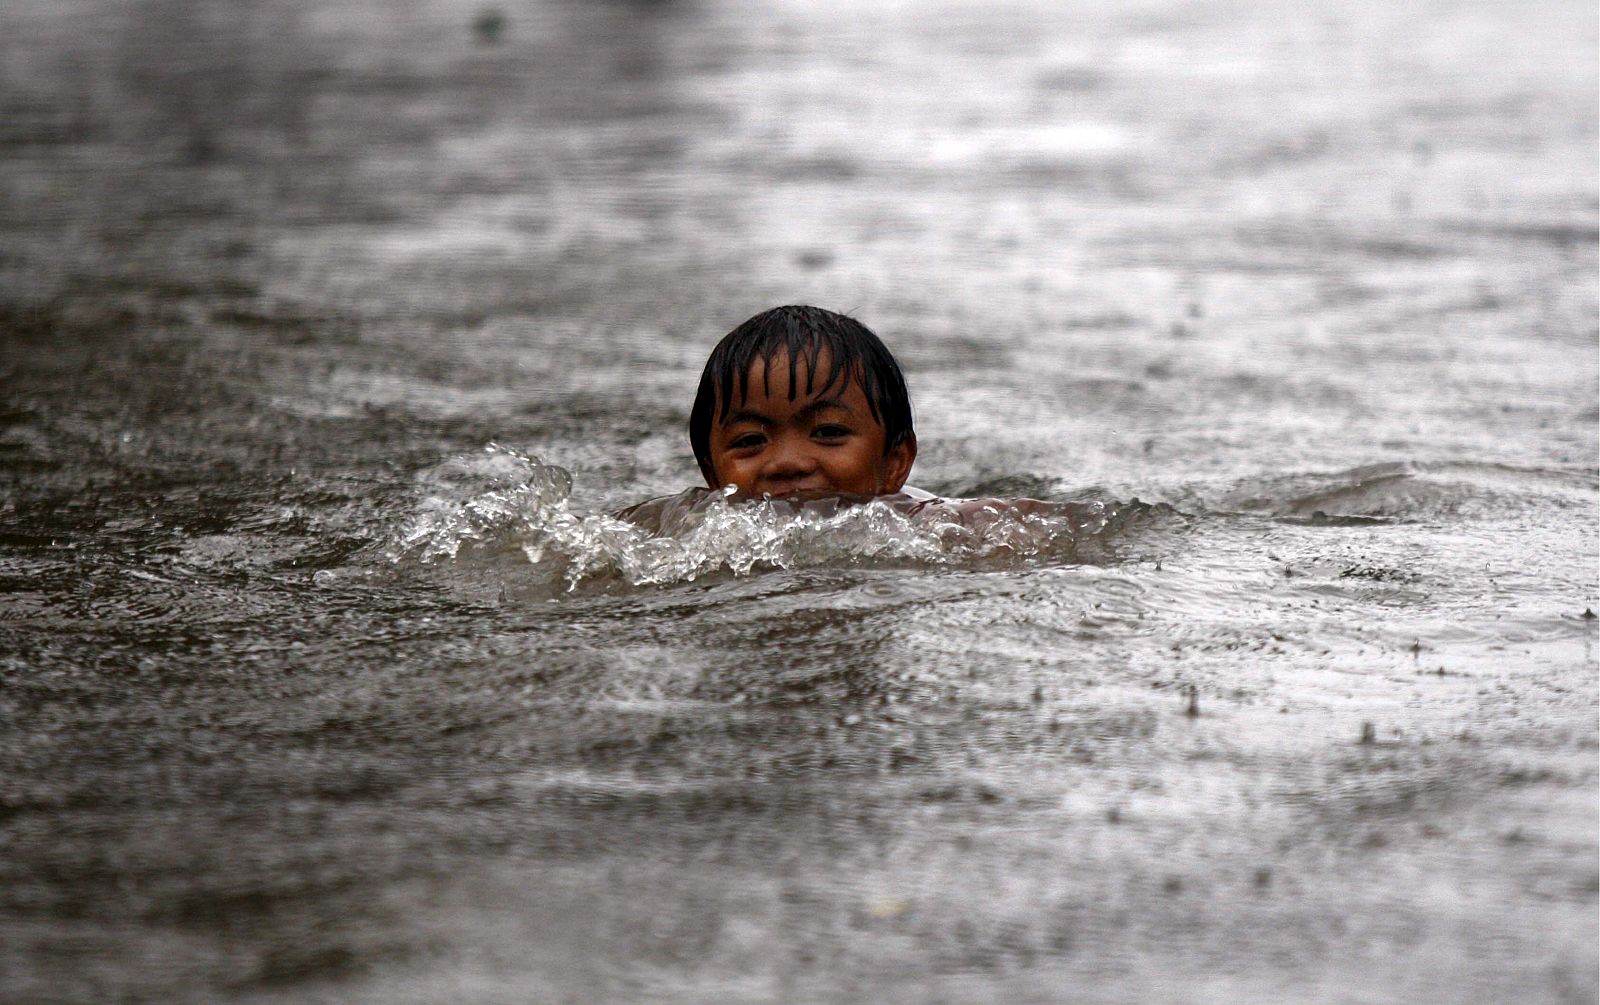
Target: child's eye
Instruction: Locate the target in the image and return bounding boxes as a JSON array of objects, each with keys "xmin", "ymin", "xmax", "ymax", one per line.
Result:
[
  {"xmin": 813, "ymin": 424, "xmax": 851, "ymax": 440},
  {"xmin": 729, "ymin": 433, "xmax": 766, "ymax": 450}
]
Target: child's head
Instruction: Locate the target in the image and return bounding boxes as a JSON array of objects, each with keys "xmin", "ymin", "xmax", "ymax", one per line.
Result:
[{"xmin": 689, "ymin": 305, "xmax": 916, "ymax": 498}]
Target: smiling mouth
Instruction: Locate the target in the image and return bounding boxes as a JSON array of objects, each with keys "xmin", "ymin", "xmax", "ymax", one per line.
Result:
[
  {"xmin": 757, "ymin": 484, "xmax": 870, "ymax": 504},
  {"xmin": 759, "ymin": 482, "xmax": 828, "ymax": 498}
]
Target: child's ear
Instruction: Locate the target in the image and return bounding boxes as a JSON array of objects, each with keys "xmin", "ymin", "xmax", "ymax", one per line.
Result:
[{"xmin": 882, "ymin": 433, "xmax": 917, "ymax": 493}]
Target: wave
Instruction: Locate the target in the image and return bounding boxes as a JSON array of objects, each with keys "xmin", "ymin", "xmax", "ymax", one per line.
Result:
[
  {"xmin": 1216, "ymin": 461, "xmax": 1598, "ymax": 522},
  {"xmin": 388, "ymin": 445, "xmax": 1165, "ymax": 591}
]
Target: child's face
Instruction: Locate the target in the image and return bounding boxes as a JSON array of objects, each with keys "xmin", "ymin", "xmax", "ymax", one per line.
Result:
[{"xmin": 706, "ymin": 351, "xmax": 915, "ymax": 498}]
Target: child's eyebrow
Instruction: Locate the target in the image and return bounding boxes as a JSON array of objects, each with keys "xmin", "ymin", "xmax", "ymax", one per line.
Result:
[
  {"xmin": 796, "ymin": 398, "xmax": 855, "ymax": 420},
  {"xmin": 724, "ymin": 408, "xmax": 775, "ymax": 426},
  {"xmin": 722, "ymin": 398, "xmax": 856, "ymax": 427}
]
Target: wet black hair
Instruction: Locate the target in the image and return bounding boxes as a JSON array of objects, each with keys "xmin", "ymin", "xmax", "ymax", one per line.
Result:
[{"xmin": 689, "ymin": 305, "xmax": 915, "ymax": 485}]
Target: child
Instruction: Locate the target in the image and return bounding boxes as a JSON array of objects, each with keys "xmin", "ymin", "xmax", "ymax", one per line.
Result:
[
  {"xmin": 688, "ymin": 305, "xmax": 933, "ymax": 501},
  {"xmin": 618, "ymin": 305, "xmax": 1097, "ymax": 539}
]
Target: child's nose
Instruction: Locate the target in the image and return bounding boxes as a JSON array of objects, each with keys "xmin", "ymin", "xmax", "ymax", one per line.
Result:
[{"xmin": 763, "ymin": 440, "xmax": 819, "ymax": 478}]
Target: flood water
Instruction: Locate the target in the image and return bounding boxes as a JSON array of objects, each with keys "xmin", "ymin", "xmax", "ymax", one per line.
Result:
[{"xmin": 2, "ymin": 0, "xmax": 1597, "ymax": 1002}]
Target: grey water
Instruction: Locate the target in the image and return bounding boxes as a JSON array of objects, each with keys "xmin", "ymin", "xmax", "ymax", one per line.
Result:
[{"xmin": 1, "ymin": 0, "xmax": 1596, "ymax": 1002}]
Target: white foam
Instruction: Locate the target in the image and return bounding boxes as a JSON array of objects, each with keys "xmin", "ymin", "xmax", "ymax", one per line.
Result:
[{"xmin": 389, "ymin": 445, "xmax": 1128, "ymax": 591}]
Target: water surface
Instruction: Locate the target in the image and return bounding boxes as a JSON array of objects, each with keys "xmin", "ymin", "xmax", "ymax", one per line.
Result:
[{"xmin": 1, "ymin": 0, "xmax": 1596, "ymax": 1002}]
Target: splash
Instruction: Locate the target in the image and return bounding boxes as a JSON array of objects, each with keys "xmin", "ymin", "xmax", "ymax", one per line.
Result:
[{"xmin": 389, "ymin": 445, "xmax": 1146, "ymax": 591}]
